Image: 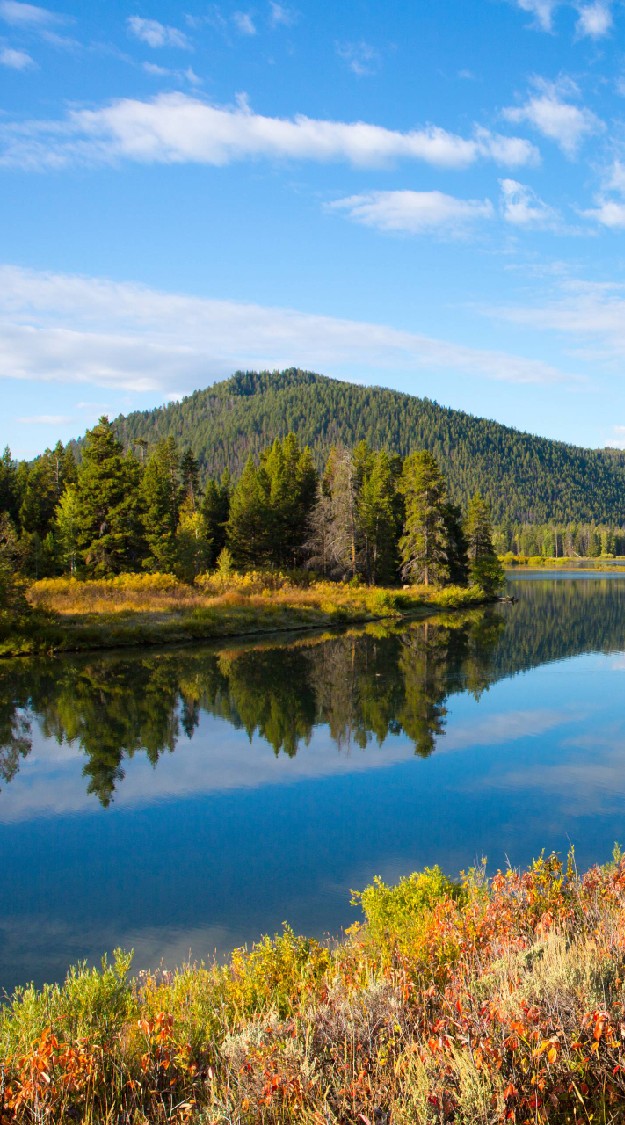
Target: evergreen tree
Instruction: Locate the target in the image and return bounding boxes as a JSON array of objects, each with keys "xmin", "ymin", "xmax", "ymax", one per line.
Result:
[
  {"xmin": 201, "ymin": 472, "xmax": 230, "ymax": 568},
  {"xmin": 140, "ymin": 437, "xmax": 181, "ymax": 573},
  {"xmin": 54, "ymin": 485, "xmax": 80, "ymax": 575},
  {"xmin": 464, "ymin": 491, "xmax": 504, "ymax": 595},
  {"xmin": 75, "ymin": 417, "xmax": 142, "ymax": 575},
  {"xmin": 261, "ymin": 433, "xmax": 317, "ymax": 568},
  {"xmin": 176, "ymin": 498, "xmax": 210, "ymax": 580},
  {"xmin": 0, "ymin": 447, "xmax": 17, "ymax": 522},
  {"xmin": 357, "ymin": 448, "xmax": 400, "ymax": 585},
  {"xmin": 443, "ymin": 502, "xmax": 469, "ymax": 587},
  {"xmin": 399, "ymin": 451, "xmax": 450, "ymax": 586},
  {"xmin": 226, "ymin": 457, "xmax": 273, "ymax": 567},
  {"xmin": 180, "ymin": 448, "xmax": 201, "ymax": 511}
]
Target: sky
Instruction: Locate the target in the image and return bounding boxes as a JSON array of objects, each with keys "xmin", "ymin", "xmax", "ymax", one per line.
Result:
[{"xmin": 3, "ymin": 0, "xmax": 625, "ymax": 457}]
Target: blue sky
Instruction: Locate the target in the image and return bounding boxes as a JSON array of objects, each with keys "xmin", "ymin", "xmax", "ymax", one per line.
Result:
[{"xmin": 3, "ymin": 0, "xmax": 625, "ymax": 457}]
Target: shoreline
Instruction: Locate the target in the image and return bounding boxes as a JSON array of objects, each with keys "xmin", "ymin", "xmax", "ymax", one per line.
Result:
[{"xmin": 0, "ymin": 580, "xmax": 494, "ymax": 660}]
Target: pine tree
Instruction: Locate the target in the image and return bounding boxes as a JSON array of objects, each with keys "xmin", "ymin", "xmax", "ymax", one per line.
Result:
[
  {"xmin": 54, "ymin": 485, "xmax": 80, "ymax": 575},
  {"xmin": 140, "ymin": 437, "xmax": 181, "ymax": 573},
  {"xmin": 443, "ymin": 502, "xmax": 469, "ymax": 587},
  {"xmin": 202, "ymin": 472, "xmax": 230, "ymax": 568},
  {"xmin": 180, "ymin": 448, "xmax": 201, "ymax": 511},
  {"xmin": 357, "ymin": 449, "xmax": 400, "ymax": 585},
  {"xmin": 226, "ymin": 457, "xmax": 273, "ymax": 567},
  {"xmin": 261, "ymin": 433, "xmax": 317, "ymax": 568},
  {"xmin": 464, "ymin": 491, "xmax": 504, "ymax": 595},
  {"xmin": 75, "ymin": 417, "xmax": 142, "ymax": 575},
  {"xmin": 399, "ymin": 451, "xmax": 450, "ymax": 586}
]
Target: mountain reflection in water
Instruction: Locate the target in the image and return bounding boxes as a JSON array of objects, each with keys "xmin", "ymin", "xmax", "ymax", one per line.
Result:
[{"xmin": 2, "ymin": 573, "xmax": 625, "ymax": 991}]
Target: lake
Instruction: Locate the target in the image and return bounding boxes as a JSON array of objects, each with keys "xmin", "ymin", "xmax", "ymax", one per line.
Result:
[{"xmin": 2, "ymin": 571, "xmax": 625, "ymax": 993}]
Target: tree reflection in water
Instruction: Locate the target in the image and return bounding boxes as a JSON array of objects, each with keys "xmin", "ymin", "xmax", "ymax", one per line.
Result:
[{"xmin": 2, "ymin": 576, "xmax": 625, "ymax": 807}]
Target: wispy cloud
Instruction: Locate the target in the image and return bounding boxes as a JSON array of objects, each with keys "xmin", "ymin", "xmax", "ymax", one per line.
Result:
[
  {"xmin": 233, "ymin": 11, "xmax": 256, "ymax": 35},
  {"xmin": 512, "ymin": 0, "xmax": 614, "ymax": 37},
  {"xmin": 127, "ymin": 17, "xmax": 191, "ymax": 50},
  {"xmin": 582, "ymin": 158, "xmax": 625, "ymax": 227},
  {"xmin": 489, "ymin": 276, "xmax": 625, "ymax": 367},
  {"xmin": 499, "ymin": 178, "xmax": 559, "ymax": 226},
  {"xmin": 0, "ymin": 92, "xmax": 539, "ymax": 171},
  {"xmin": 269, "ymin": 1, "xmax": 296, "ymax": 27},
  {"xmin": 503, "ymin": 77, "xmax": 602, "ymax": 157},
  {"xmin": 607, "ymin": 424, "xmax": 625, "ymax": 448},
  {"xmin": 143, "ymin": 62, "xmax": 202, "ymax": 87},
  {"xmin": 0, "ymin": 265, "xmax": 574, "ymax": 394},
  {"xmin": 336, "ymin": 40, "xmax": 379, "ymax": 77},
  {"xmin": 0, "ymin": 44, "xmax": 34, "ymax": 67},
  {"xmin": 513, "ymin": 0, "xmax": 560, "ymax": 31},
  {"xmin": 330, "ymin": 190, "xmax": 493, "ymax": 235},
  {"xmin": 0, "ymin": 0, "xmax": 62, "ymax": 26}
]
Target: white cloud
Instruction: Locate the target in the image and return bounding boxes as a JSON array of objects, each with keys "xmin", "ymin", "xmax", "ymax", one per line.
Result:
[
  {"xmin": 127, "ymin": 17, "xmax": 190, "ymax": 50},
  {"xmin": 0, "ymin": 44, "xmax": 34, "ymax": 67},
  {"xmin": 336, "ymin": 40, "xmax": 379, "ymax": 77},
  {"xmin": 499, "ymin": 178, "xmax": 559, "ymax": 226},
  {"xmin": 514, "ymin": 0, "xmax": 560, "ymax": 31},
  {"xmin": 269, "ymin": 1, "xmax": 296, "ymax": 26},
  {"xmin": 233, "ymin": 10, "xmax": 256, "ymax": 35},
  {"xmin": 512, "ymin": 0, "xmax": 613, "ymax": 36},
  {"xmin": 0, "ymin": 0, "xmax": 60, "ymax": 26},
  {"xmin": 575, "ymin": 1, "xmax": 613, "ymax": 37},
  {"xmin": 330, "ymin": 190, "xmax": 493, "ymax": 235},
  {"xmin": 0, "ymin": 92, "xmax": 539, "ymax": 171},
  {"xmin": 0, "ymin": 265, "xmax": 573, "ymax": 394},
  {"xmin": 583, "ymin": 199, "xmax": 625, "ymax": 227},
  {"xmin": 503, "ymin": 77, "xmax": 602, "ymax": 157}
]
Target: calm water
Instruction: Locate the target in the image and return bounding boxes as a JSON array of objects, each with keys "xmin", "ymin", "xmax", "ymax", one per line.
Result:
[{"xmin": 2, "ymin": 572, "xmax": 625, "ymax": 992}]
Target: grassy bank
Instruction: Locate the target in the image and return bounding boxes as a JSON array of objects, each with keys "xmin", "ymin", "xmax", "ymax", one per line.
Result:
[
  {"xmin": 502, "ymin": 552, "xmax": 625, "ymax": 570},
  {"xmin": 3, "ymin": 851, "xmax": 625, "ymax": 1123},
  {"xmin": 0, "ymin": 573, "xmax": 489, "ymax": 657}
]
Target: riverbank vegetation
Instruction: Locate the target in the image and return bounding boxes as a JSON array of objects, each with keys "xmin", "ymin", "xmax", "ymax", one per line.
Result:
[
  {"xmin": 0, "ymin": 420, "xmax": 504, "ymax": 655},
  {"xmin": 0, "ymin": 571, "xmax": 486, "ymax": 658},
  {"xmin": 3, "ymin": 850, "xmax": 625, "ymax": 1123}
]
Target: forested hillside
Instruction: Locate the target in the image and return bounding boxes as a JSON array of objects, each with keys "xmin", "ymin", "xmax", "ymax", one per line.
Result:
[{"xmin": 113, "ymin": 368, "xmax": 625, "ymax": 525}]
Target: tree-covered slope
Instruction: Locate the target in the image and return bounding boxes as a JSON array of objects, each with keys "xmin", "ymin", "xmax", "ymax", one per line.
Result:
[{"xmin": 113, "ymin": 368, "xmax": 625, "ymax": 524}]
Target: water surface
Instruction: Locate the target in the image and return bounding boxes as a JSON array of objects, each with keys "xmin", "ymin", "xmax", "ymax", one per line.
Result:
[{"xmin": 2, "ymin": 573, "xmax": 625, "ymax": 991}]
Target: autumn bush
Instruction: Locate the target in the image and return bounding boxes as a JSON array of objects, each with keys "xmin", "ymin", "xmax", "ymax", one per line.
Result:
[{"xmin": 5, "ymin": 851, "xmax": 625, "ymax": 1122}]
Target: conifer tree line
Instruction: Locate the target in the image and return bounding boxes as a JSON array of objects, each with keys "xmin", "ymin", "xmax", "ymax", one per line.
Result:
[{"xmin": 0, "ymin": 418, "xmax": 507, "ymax": 594}]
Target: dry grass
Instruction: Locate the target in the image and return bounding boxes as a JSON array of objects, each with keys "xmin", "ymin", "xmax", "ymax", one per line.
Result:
[{"xmin": 9, "ymin": 572, "xmax": 487, "ymax": 657}]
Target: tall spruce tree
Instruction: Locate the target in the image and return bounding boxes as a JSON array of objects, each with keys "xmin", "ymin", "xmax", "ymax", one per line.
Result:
[
  {"xmin": 399, "ymin": 451, "xmax": 451, "ymax": 586},
  {"xmin": 464, "ymin": 491, "xmax": 504, "ymax": 595},
  {"xmin": 140, "ymin": 436, "xmax": 181, "ymax": 573},
  {"xmin": 357, "ymin": 447, "xmax": 401, "ymax": 585},
  {"xmin": 261, "ymin": 433, "xmax": 317, "ymax": 568},
  {"xmin": 226, "ymin": 457, "xmax": 273, "ymax": 567},
  {"xmin": 75, "ymin": 417, "xmax": 142, "ymax": 575}
]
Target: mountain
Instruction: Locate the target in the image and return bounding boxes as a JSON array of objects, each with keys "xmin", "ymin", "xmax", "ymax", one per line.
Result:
[{"xmin": 113, "ymin": 368, "xmax": 625, "ymax": 525}]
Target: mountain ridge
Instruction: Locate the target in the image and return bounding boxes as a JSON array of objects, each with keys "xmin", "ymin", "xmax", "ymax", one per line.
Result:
[{"xmin": 111, "ymin": 368, "xmax": 625, "ymax": 525}]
